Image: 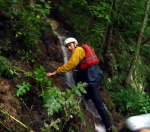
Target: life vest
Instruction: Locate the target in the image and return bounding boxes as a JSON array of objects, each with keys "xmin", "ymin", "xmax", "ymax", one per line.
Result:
[{"xmin": 77, "ymin": 44, "xmax": 99, "ymax": 70}]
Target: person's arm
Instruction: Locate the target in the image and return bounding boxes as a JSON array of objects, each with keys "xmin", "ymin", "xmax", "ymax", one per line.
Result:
[
  {"xmin": 47, "ymin": 47, "xmax": 85, "ymax": 76},
  {"xmin": 57, "ymin": 47, "xmax": 85, "ymax": 74},
  {"xmin": 47, "ymin": 71, "xmax": 57, "ymax": 77}
]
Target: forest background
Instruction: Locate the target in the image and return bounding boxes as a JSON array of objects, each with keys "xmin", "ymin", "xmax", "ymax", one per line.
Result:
[{"xmin": 0, "ymin": 0, "xmax": 150, "ymax": 132}]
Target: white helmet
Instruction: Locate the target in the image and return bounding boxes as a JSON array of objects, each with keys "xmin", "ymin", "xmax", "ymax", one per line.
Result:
[{"xmin": 64, "ymin": 37, "xmax": 78, "ymax": 46}]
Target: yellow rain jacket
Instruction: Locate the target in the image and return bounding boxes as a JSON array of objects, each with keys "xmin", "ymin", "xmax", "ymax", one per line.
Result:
[{"xmin": 57, "ymin": 47, "xmax": 85, "ymax": 74}]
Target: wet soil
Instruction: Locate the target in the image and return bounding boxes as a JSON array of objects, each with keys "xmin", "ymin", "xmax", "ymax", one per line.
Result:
[{"xmin": 0, "ymin": 78, "xmax": 19, "ymax": 131}]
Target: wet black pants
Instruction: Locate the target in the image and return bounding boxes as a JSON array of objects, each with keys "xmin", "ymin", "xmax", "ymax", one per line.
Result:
[
  {"xmin": 86, "ymin": 84, "xmax": 112, "ymax": 130},
  {"xmin": 76, "ymin": 65, "xmax": 112, "ymax": 130}
]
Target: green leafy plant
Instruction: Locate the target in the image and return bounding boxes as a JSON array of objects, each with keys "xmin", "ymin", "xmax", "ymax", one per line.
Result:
[
  {"xmin": 1, "ymin": 0, "xmax": 51, "ymax": 64},
  {"xmin": 88, "ymin": 2, "xmax": 110, "ymax": 22},
  {"xmin": 0, "ymin": 56, "xmax": 16, "ymax": 78},
  {"xmin": 129, "ymin": 92, "xmax": 150, "ymax": 114},
  {"xmin": 34, "ymin": 67, "xmax": 87, "ymax": 131},
  {"xmin": 110, "ymin": 87, "xmax": 150, "ymax": 117},
  {"xmin": 42, "ymin": 118, "xmax": 61, "ymax": 132},
  {"xmin": 41, "ymin": 82, "xmax": 87, "ymax": 131},
  {"xmin": 42, "ymin": 82, "xmax": 87, "ymax": 116},
  {"xmin": 14, "ymin": 66, "xmax": 87, "ymax": 131},
  {"xmin": 16, "ymin": 82, "xmax": 31, "ymax": 97}
]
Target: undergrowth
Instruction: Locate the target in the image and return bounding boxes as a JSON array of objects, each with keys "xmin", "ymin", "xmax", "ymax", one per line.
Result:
[
  {"xmin": 16, "ymin": 66, "xmax": 87, "ymax": 131},
  {"xmin": 0, "ymin": 55, "xmax": 87, "ymax": 131},
  {"xmin": 110, "ymin": 87, "xmax": 150, "ymax": 118}
]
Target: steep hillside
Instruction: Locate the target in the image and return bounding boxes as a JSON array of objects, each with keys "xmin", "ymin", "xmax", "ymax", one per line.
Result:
[{"xmin": 0, "ymin": 17, "xmax": 123, "ymax": 132}]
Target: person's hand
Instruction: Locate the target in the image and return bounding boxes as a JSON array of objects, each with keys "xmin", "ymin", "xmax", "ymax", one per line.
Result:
[{"xmin": 47, "ymin": 71, "xmax": 57, "ymax": 77}]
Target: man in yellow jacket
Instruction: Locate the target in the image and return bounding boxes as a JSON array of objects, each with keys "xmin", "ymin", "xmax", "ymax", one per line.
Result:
[{"xmin": 47, "ymin": 37, "xmax": 112, "ymax": 132}]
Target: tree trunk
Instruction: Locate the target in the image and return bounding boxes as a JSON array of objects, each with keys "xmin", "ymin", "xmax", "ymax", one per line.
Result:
[
  {"xmin": 116, "ymin": 0, "xmax": 126, "ymax": 25},
  {"xmin": 100, "ymin": 0, "xmax": 117, "ymax": 77},
  {"xmin": 102, "ymin": 0, "xmax": 115, "ymax": 58},
  {"xmin": 125, "ymin": 0, "xmax": 150, "ymax": 84}
]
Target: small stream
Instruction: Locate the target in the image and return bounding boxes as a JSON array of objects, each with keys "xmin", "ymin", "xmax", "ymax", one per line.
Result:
[
  {"xmin": 56, "ymin": 34, "xmax": 75, "ymax": 87},
  {"xmin": 51, "ymin": 19, "xmax": 106, "ymax": 132}
]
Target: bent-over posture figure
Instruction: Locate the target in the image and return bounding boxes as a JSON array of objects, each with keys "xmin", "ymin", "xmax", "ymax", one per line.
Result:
[{"xmin": 47, "ymin": 37, "xmax": 112, "ymax": 132}]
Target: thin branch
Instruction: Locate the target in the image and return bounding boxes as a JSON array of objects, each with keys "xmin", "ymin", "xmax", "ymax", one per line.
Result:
[
  {"xmin": 20, "ymin": 98, "xmax": 40, "ymax": 132},
  {"xmin": 0, "ymin": 120, "xmax": 11, "ymax": 132},
  {"xmin": 0, "ymin": 107, "xmax": 33, "ymax": 132}
]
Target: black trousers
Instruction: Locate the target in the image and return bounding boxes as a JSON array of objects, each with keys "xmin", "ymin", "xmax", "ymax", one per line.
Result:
[{"xmin": 76, "ymin": 65, "xmax": 112, "ymax": 130}]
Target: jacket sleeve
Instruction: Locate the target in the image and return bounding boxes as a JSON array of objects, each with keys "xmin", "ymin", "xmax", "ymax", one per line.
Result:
[{"xmin": 57, "ymin": 47, "xmax": 85, "ymax": 74}]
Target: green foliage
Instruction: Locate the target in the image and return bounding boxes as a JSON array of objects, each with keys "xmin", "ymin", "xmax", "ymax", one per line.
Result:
[
  {"xmin": 0, "ymin": 0, "xmax": 51, "ymax": 64},
  {"xmin": 52, "ymin": 0, "xmax": 110, "ymax": 47},
  {"xmin": 0, "ymin": 56, "xmax": 16, "ymax": 78},
  {"xmin": 138, "ymin": 93, "xmax": 150, "ymax": 113},
  {"xmin": 33, "ymin": 66, "xmax": 51, "ymax": 89},
  {"xmin": 15, "ymin": 66, "xmax": 51, "ymax": 96},
  {"xmin": 133, "ymin": 59, "xmax": 149, "ymax": 88},
  {"xmin": 88, "ymin": 2, "xmax": 111, "ymax": 22},
  {"xmin": 15, "ymin": 1, "xmax": 51, "ymax": 63},
  {"xmin": 42, "ymin": 82, "xmax": 87, "ymax": 117},
  {"xmin": 110, "ymin": 87, "xmax": 150, "ymax": 117},
  {"xmin": 41, "ymin": 82, "xmax": 87, "ymax": 131},
  {"xmin": 87, "ymin": 23, "xmax": 105, "ymax": 56},
  {"xmin": 105, "ymin": 75, "xmax": 125, "ymax": 92},
  {"xmin": 42, "ymin": 118, "xmax": 61, "ymax": 132},
  {"xmin": 42, "ymin": 86, "xmax": 64, "ymax": 115},
  {"xmin": 15, "ymin": 66, "xmax": 87, "ymax": 131},
  {"xmin": 16, "ymin": 82, "xmax": 31, "ymax": 97},
  {"xmin": 120, "ymin": 0, "xmax": 146, "ymax": 36}
]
